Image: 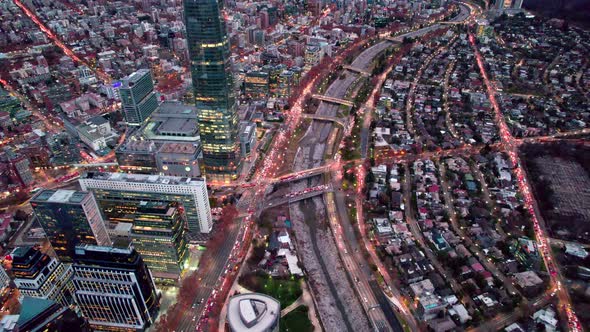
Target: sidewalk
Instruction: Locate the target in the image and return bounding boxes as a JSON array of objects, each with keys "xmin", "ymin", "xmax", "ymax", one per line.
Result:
[
  {"xmin": 280, "ymin": 296, "xmax": 303, "ymax": 317},
  {"xmin": 287, "ymin": 280, "xmax": 322, "ymax": 331}
]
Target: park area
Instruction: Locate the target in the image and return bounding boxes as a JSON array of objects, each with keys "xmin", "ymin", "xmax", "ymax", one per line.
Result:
[
  {"xmin": 238, "ymin": 272, "xmax": 303, "ymax": 309},
  {"xmin": 280, "ymin": 305, "xmax": 314, "ymax": 332}
]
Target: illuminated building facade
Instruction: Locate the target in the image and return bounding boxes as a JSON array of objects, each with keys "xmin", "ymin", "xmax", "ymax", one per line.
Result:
[
  {"xmin": 278, "ymin": 70, "xmax": 294, "ymax": 98},
  {"xmin": 31, "ymin": 190, "xmax": 112, "ymax": 262},
  {"xmin": 88, "ymin": 198, "xmax": 189, "ymax": 284},
  {"xmin": 244, "ymin": 71, "xmax": 270, "ymax": 98},
  {"xmin": 11, "ymin": 246, "xmax": 75, "ymax": 307},
  {"xmin": 79, "ymin": 172, "xmax": 212, "ymax": 234},
  {"xmin": 119, "ymin": 69, "xmax": 159, "ymax": 126},
  {"xmin": 71, "ymin": 244, "xmax": 159, "ymax": 332},
  {"xmin": 184, "ymin": 0, "xmax": 242, "ymax": 183}
]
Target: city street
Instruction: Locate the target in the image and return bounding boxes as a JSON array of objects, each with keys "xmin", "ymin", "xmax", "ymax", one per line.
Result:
[
  {"xmin": 438, "ymin": 160, "xmax": 522, "ymax": 298},
  {"xmin": 4, "ymin": 0, "xmax": 587, "ymax": 330}
]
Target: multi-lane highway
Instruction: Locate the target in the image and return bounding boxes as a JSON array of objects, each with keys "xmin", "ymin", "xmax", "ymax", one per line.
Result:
[
  {"xmin": 259, "ymin": 6, "xmax": 480, "ymax": 331},
  {"xmin": 286, "ymin": 36, "xmax": 398, "ymax": 331},
  {"xmin": 171, "ymin": 207, "xmax": 243, "ymax": 332}
]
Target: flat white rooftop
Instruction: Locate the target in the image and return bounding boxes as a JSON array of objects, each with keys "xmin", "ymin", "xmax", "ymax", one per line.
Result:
[{"xmin": 82, "ymin": 172, "xmax": 205, "ymax": 187}]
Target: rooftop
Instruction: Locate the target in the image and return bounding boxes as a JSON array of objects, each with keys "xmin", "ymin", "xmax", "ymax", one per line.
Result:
[
  {"xmin": 158, "ymin": 142, "xmax": 199, "ymax": 155},
  {"xmin": 87, "ymin": 115, "xmax": 108, "ymax": 126},
  {"xmin": 17, "ymin": 297, "xmax": 56, "ymax": 327},
  {"xmin": 10, "ymin": 246, "xmax": 33, "ymax": 259},
  {"xmin": 514, "ymin": 270, "xmax": 543, "ymax": 287},
  {"xmin": 118, "ymin": 133, "xmax": 158, "ymax": 152},
  {"xmin": 156, "ymin": 117, "xmax": 199, "ymax": 136},
  {"xmin": 75, "ymin": 243, "xmax": 133, "ymax": 256},
  {"xmin": 227, "ymin": 293, "xmax": 280, "ymax": 332},
  {"xmin": 31, "ymin": 189, "xmax": 88, "ymax": 204},
  {"xmin": 122, "ymin": 69, "xmax": 150, "ymax": 86},
  {"xmin": 82, "ymin": 171, "xmax": 205, "ymax": 187},
  {"xmin": 155, "ymin": 101, "xmax": 197, "ymax": 116}
]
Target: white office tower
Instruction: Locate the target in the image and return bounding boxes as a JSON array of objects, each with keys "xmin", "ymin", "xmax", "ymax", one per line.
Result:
[{"xmin": 79, "ymin": 172, "xmax": 213, "ymax": 234}]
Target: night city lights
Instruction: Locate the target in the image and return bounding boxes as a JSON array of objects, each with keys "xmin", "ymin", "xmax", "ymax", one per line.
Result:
[{"xmin": 0, "ymin": 0, "xmax": 588, "ymax": 331}]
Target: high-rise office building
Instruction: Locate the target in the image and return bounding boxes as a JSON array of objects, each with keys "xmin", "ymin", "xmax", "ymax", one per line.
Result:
[
  {"xmin": 87, "ymin": 198, "xmax": 189, "ymax": 284},
  {"xmin": 14, "ymin": 297, "xmax": 90, "ymax": 332},
  {"xmin": 130, "ymin": 201, "xmax": 189, "ymax": 284},
  {"xmin": 31, "ymin": 190, "xmax": 112, "ymax": 262},
  {"xmin": 79, "ymin": 172, "xmax": 212, "ymax": 234},
  {"xmin": 119, "ymin": 69, "xmax": 159, "ymax": 126},
  {"xmin": 184, "ymin": 0, "xmax": 242, "ymax": 183},
  {"xmin": 10, "ymin": 246, "xmax": 75, "ymax": 307},
  {"xmin": 71, "ymin": 244, "xmax": 159, "ymax": 332}
]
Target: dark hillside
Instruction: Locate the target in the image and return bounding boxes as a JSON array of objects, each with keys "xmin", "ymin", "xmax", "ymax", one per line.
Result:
[{"xmin": 522, "ymin": 0, "xmax": 590, "ymax": 26}]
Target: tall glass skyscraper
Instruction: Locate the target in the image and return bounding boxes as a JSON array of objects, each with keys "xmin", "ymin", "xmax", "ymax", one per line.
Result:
[{"xmin": 184, "ymin": 0, "xmax": 241, "ymax": 183}]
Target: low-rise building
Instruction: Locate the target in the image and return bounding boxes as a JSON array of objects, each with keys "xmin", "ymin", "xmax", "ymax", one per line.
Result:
[
  {"xmin": 565, "ymin": 243, "xmax": 589, "ymax": 259},
  {"xmin": 409, "ymin": 279, "xmax": 435, "ymax": 298},
  {"xmin": 227, "ymin": 293, "xmax": 280, "ymax": 332},
  {"xmin": 117, "ymin": 102, "xmax": 202, "ymax": 177},
  {"xmin": 76, "ymin": 116, "xmax": 118, "ymax": 154},
  {"xmin": 513, "ymin": 270, "xmax": 544, "ymax": 296},
  {"xmin": 0, "ymin": 213, "xmax": 12, "ymax": 242},
  {"xmin": 532, "ymin": 307, "xmax": 558, "ymax": 332},
  {"xmin": 417, "ymin": 293, "xmax": 446, "ymax": 321}
]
